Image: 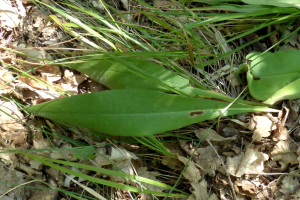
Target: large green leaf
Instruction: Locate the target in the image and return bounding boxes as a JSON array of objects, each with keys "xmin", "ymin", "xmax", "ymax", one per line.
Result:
[
  {"xmin": 242, "ymin": 0, "xmax": 300, "ymax": 9},
  {"xmin": 68, "ymin": 55, "xmax": 187, "ymax": 91},
  {"xmin": 66, "ymin": 55, "xmax": 236, "ymax": 102},
  {"xmin": 26, "ymin": 90, "xmax": 278, "ymax": 136},
  {"xmin": 247, "ymin": 50, "xmax": 300, "ymax": 104}
]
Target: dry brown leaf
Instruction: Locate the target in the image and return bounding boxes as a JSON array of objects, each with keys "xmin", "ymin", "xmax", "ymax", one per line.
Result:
[
  {"xmin": 0, "ymin": 69, "xmax": 14, "ymax": 94},
  {"xmin": 50, "ymin": 143, "xmax": 76, "ymax": 161},
  {"xmin": 0, "ymin": 146, "xmax": 18, "ymax": 167},
  {"xmin": 280, "ymin": 176, "xmax": 300, "ymax": 196},
  {"xmin": 18, "ymin": 76, "xmax": 48, "ymax": 90},
  {"xmin": 187, "ymin": 179, "xmax": 218, "ymax": 200},
  {"xmin": 227, "ymin": 148, "xmax": 269, "ymax": 177},
  {"xmin": 177, "ymin": 155, "xmax": 201, "ymax": 183},
  {"xmin": 271, "ymin": 140, "xmax": 298, "ymax": 155},
  {"xmin": 291, "ymin": 189, "xmax": 300, "ymax": 199},
  {"xmin": 248, "ymin": 115, "xmax": 274, "ymax": 141},
  {"xmin": 226, "ymin": 73, "xmax": 240, "ymax": 87},
  {"xmin": 0, "ymin": 162, "xmax": 28, "ymax": 199},
  {"xmin": 94, "ymin": 146, "xmax": 140, "ymax": 184},
  {"xmin": 154, "ymin": 0, "xmax": 173, "ymax": 10},
  {"xmin": 195, "ymin": 146, "xmax": 224, "ymax": 176},
  {"xmin": 14, "ymin": 81, "xmax": 61, "ymax": 101},
  {"xmin": 0, "ymin": 99, "xmax": 28, "ymax": 148},
  {"xmin": 195, "ymin": 128, "xmax": 237, "ymax": 142},
  {"xmin": 137, "ymin": 167, "xmax": 164, "ymax": 192},
  {"xmin": 29, "ymin": 189, "xmax": 58, "ymax": 200},
  {"xmin": 33, "ymin": 130, "xmax": 52, "ymax": 149},
  {"xmin": 271, "ymin": 153, "xmax": 298, "ymax": 169},
  {"xmin": 162, "ymin": 155, "xmax": 183, "ymax": 170},
  {"xmin": 0, "ymin": 0, "xmax": 26, "ymax": 30},
  {"xmin": 234, "ymin": 179, "xmax": 256, "ymax": 197}
]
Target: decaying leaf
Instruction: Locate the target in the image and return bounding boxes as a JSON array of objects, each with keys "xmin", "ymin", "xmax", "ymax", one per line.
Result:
[
  {"xmin": 137, "ymin": 167, "xmax": 164, "ymax": 192},
  {"xmin": 0, "ymin": 162, "xmax": 28, "ymax": 199},
  {"xmin": 271, "ymin": 140, "xmax": 298, "ymax": 155},
  {"xmin": 94, "ymin": 146, "xmax": 141, "ymax": 184},
  {"xmin": 247, "ymin": 115, "xmax": 274, "ymax": 141},
  {"xmin": 195, "ymin": 128, "xmax": 237, "ymax": 142},
  {"xmin": 177, "ymin": 155, "xmax": 201, "ymax": 184},
  {"xmin": 271, "ymin": 153, "xmax": 298, "ymax": 170},
  {"xmin": 195, "ymin": 146, "xmax": 224, "ymax": 176},
  {"xmin": 0, "ymin": 0, "xmax": 26, "ymax": 30},
  {"xmin": 234, "ymin": 179, "xmax": 256, "ymax": 197},
  {"xmin": 227, "ymin": 148, "xmax": 269, "ymax": 177},
  {"xmin": 162, "ymin": 155, "xmax": 183, "ymax": 170},
  {"xmin": 280, "ymin": 176, "xmax": 300, "ymax": 196},
  {"xmin": 187, "ymin": 179, "xmax": 218, "ymax": 200}
]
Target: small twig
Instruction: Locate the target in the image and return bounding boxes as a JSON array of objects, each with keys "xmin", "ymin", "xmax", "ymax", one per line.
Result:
[{"xmin": 206, "ymin": 139, "xmax": 237, "ymax": 200}]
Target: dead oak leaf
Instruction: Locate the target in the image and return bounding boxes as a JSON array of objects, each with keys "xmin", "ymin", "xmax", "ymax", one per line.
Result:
[
  {"xmin": 177, "ymin": 155, "xmax": 201, "ymax": 184},
  {"xmin": 187, "ymin": 179, "xmax": 218, "ymax": 200},
  {"xmin": 195, "ymin": 128, "xmax": 237, "ymax": 142},
  {"xmin": 227, "ymin": 148, "xmax": 269, "ymax": 177},
  {"xmin": 247, "ymin": 116, "xmax": 275, "ymax": 142},
  {"xmin": 194, "ymin": 146, "xmax": 224, "ymax": 176},
  {"xmin": 271, "ymin": 140, "xmax": 298, "ymax": 155},
  {"xmin": 234, "ymin": 179, "xmax": 257, "ymax": 197},
  {"xmin": 280, "ymin": 176, "xmax": 300, "ymax": 196}
]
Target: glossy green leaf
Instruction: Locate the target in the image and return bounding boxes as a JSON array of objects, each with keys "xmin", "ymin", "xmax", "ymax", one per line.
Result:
[
  {"xmin": 67, "ymin": 55, "xmax": 238, "ymax": 102},
  {"xmin": 26, "ymin": 90, "xmax": 278, "ymax": 136},
  {"xmin": 247, "ymin": 50, "xmax": 300, "ymax": 104},
  {"xmin": 242, "ymin": 0, "xmax": 300, "ymax": 9}
]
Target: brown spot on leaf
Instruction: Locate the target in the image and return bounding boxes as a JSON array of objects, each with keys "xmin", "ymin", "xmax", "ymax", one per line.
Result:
[{"xmin": 189, "ymin": 111, "xmax": 204, "ymax": 118}]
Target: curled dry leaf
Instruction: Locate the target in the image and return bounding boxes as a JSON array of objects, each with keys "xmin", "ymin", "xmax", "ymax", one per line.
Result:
[
  {"xmin": 247, "ymin": 115, "xmax": 274, "ymax": 141},
  {"xmin": 177, "ymin": 155, "xmax": 201, "ymax": 184},
  {"xmin": 271, "ymin": 153, "xmax": 298, "ymax": 170},
  {"xmin": 195, "ymin": 128, "xmax": 237, "ymax": 142},
  {"xmin": 234, "ymin": 179, "xmax": 256, "ymax": 197},
  {"xmin": 270, "ymin": 140, "xmax": 298, "ymax": 170},
  {"xmin": 227, "ymin": 148, "xmax": 269, "ymax": 177}
]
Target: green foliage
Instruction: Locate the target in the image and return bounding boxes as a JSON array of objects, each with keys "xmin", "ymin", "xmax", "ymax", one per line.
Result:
[
  {"xmin": 242, "ymin": 0, "xmax": 300, "ymax": 9},
  {"xmin": 26, "ymin": 89, "xmax": 276, "ymax": 136},
  {"xmin": 20, "ymin": 152, "xmax": 187, "ymax": 197},
  {"xmin": 247, "ymin": 50, "xmax": 300, "ymax": 104},
  {"xmin": 26, "ymin": 56, "xmax": 279, "ymax": 136},
  {"xmin": 65, "ymin": 55, "xmax": 235, "ymax": 101}
]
